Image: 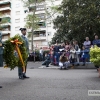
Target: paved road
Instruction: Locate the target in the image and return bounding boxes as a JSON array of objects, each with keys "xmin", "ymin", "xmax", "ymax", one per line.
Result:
[{"xmin": 0, "ymin": 62, "xmax": 100, "ymax": 100}]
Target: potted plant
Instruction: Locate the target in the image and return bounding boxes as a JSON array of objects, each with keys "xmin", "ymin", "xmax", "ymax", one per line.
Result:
[{"xmin": 90, "ymin": 46, "xmax": 100, "ymax": 77}]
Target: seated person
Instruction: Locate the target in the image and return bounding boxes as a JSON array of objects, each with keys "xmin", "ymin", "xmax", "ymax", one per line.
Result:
[
  {"xmin": 42, "ymin": 53, "xmax": 51, "ymax": 67},
  {"xmin": 59, "ymin": 52, "xmax": 70, "ymax": 70}
]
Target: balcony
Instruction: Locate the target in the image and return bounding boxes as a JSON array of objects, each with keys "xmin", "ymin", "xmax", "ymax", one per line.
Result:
[
  {"xmin": 2, "ymin": 38, "xmax": 9, "ymax": 42},
  {"xmin": 28, "ymin": 22, "xmax": 46, "ymax": 32},
  {"xmin": 33, "ymin": 36, "xmax": 46, "ymax": 41},
  {"xmin": 35, "ymin": 27, "xmax": 46, "ymax": 31},
  {"xmin": 2, "ymin": 22, "xmax": 11, "ymax": 25},
  {"xmin": 0, "ymin": 0, "xmax": 11, "ymax": 4},
  {"xmin": 2, "ymin": 33, "xmax": 10, "ymax": 41},
  {"xmin": 0, "ymin": 6, "xmax": 11, "ymax": 11},
  {"xmin": 2, "ymin": 16, "xmax": 11, "ymax": 20},
  {"xmin": 35, "ymin": 10, "xmax": 45, "ymax": 14},
  {"xmin": 1, "ymin": 30, "xmax": 11, "ymax": 34},
  {"xmin": 0, "ymin": 0, "xmax": 11, "ymax": 11},
  {"xmin": 0, "ymin": 14, "xmax": 11, "ymax": 18},
  {"xmin": 1, "ymin": 18, "xmax": 11, "ymax": 28}
]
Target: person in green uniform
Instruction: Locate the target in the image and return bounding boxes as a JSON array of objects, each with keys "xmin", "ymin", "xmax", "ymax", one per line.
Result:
[{"xmin": 18, "ymin": 28, "xmax": 29, "ymax": 79}]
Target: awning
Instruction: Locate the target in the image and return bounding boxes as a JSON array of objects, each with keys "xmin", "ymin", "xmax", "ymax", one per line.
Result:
[{"xmin": 0, "ymin": 2, "xmax": 11, "ymax": 5}]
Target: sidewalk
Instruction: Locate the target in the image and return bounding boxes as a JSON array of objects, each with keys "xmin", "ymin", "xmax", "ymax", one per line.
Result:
[
  {"xmin": 1, "ymin": 61, "xmax": 96, "ymax": 70},
  {"xmin": 38, "ymin": 62, "xmax": 96, "ymax": 69}
]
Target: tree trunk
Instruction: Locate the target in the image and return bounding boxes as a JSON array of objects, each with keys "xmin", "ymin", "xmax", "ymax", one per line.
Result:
[{"xmin": 31, "ymin": 0, "xmax": 37, "ymax": 62}]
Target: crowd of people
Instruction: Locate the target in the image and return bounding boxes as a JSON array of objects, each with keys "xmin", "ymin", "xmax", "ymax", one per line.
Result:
[{"xmin": 42, "ymin": 35, "xmax": 100, "ymax": 69}]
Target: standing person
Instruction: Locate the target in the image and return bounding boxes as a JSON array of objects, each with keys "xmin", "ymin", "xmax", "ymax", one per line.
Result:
[
  {"xmin": 93, "ymin": 35, "xmax": 100, "ymax": 47},
  {"xmin": 53, "ymin": 42, "xmax": 60, "ymax": 66},
  {"xmin": 83, "ymin": 37, "xmax": 91, "ymax": 49},
  {"xmin": 59, "ymin": 43, "xmax": 65, "ymax": 54},
  {"xmin": 18, "ymin": 28, "xmax": 29, "ymax": 79},
  {"xmin": 69, "ymin": 46, "xmax": 76, "ymax": 68},
  {"xmin": 49, "ymin": 45, "xmax": 54, "ymax": 65},
  {"xmin": 39, "ymin": 47, "xmax": 43, "ymax": 61},
  {"xmin": 92, "ymin": 35, "xmax": 100, "ymax": 69},
  {"xmin": 73, "ymin": 40, "xmax": 80, "ymax": 66},
  {"xmin": 0, "ymin": 32, "xmax": 3, "ymax": 88},
  {"xmin": 65, "ymin": 41, "xmax": 70, "ymax": 60},
  {"xmin": 81, "ymin": 46, "xmax": 90, "ymax": 66}
]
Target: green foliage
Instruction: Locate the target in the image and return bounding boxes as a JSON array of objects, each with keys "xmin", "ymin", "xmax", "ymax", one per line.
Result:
[
  {"xmin": 3, "ymin": 34, "xmax": 28, "ymax": 70},
  {"xmin": 22, "ymin": 0, "xmax": 44, "ymax": 7},
  {"xmin": 25, "ymin": 14, "xmax": 39, "ymax": 37},
  {"xmin": 22, "ymin": 0, "xmax": 44, "ymax": 51},
  {"xmin": 90, "ymin": 46, "xmax": 100, "ymax": 66},
  {"xmin": 52, "ymin": 0, "xmax": 100, "ymax": 44}
]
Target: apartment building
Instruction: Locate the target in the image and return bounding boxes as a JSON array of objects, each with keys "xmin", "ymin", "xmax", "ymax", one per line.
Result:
[
  {"xmin": 27, "ymin": 0, "xmax": 62, "ymax": 49},
  {"xmin": 0, "ymin": 0, "xmax": 11, "ymax": 41},
  {"xmin": 0, "ymin": 0, "xmax": 62, "ymax": 49}
]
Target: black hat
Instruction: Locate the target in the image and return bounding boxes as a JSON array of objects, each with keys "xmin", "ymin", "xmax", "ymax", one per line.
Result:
[{"xmin": 19, "ymin": 28, "xmax": 26, "ymax": 31}]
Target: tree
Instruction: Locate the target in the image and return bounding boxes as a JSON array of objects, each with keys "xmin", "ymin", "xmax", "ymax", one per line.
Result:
[
  {"xmin": 25, "ymin": 14, "xmax": 39, "ymax": 37},
  {"xmin": 52, "ymin": 0, "xmax": 100, "ymax": 45},
  {"xmin": 22, "ymin": 0, "xmax": 44, "ymax": 51}
]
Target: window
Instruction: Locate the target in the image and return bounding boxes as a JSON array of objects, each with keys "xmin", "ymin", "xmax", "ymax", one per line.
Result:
[
  {"xmin": 47, "ymin": 32, "xmax": 51, "ymax": 36},
  {"xmin": 47, "ymin": 23, "xmax": 51, "ymax": 27},
  {"xmin": 15, "ymin": 26, "xmax": 20, "ymax": 31},
  {"xmin": 36, "ymin": 13, "xmax": 45, "ymax": 20},
  {"xmin": 36, "ymin": 5, "xmax": 45, "ymax": 11},
  {"xmin": 16, "ymin": 3, "xmax": 20, "ymax": 8},
  {"xmin": 39, "ymin": 34, "xmax": 44, "ymax": 37},
  {"xmin": 15, "ymin": 19, "xmax": 20, "ymax": 23},
  {"xmin": 24, "ymin": 18, "xmax": 27, "ymax": 22},
  {"xmin": 3, "ymin": 36, "xmax": 9, "ymax": 39},
  {"xmin": 5, "ymin": 28, "xmax": 9, "ymax": 31},
  {"xmin": 16, "ymin": 11, "xmax": 20, "ymax": 15},
  {"xmin": 24, "ymin": 10, "xmax": 28, "ymax": 13}
]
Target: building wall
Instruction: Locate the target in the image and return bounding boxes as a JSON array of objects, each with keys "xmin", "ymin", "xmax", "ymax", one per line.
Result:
[
  {"xmin": 0, "ymin": 0, "xmax": 62, "ymax": 49},
  {"xmin": 0, "ymin": 0, "xmax": 12, "ymax": 41},
  {"xmin": 11, "ymin": 0, "xmax": 27, "ymax": 37}
]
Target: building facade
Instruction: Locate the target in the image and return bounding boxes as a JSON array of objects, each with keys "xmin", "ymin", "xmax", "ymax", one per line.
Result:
[
  {"xmin": 0, "ymin": 0, "xmax": 11, "ymax": 41},
  {"xmin": 0, "ymin": 0, "xmax": 62, "ymax": 49}
]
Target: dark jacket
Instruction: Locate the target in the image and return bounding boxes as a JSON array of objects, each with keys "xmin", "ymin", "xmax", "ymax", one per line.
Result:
[
  {"xmin": 45, "ymin": 54, "xmax": 51, "ymax": 61},
  {"xmin": 59, "ymin": 55, "xmax": 68, "ymax": 63}
]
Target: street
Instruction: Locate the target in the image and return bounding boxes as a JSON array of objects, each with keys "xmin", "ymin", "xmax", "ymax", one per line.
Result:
[{"xmin": 0, "ymin": 62, "xmax": 100, "ymax": 100}]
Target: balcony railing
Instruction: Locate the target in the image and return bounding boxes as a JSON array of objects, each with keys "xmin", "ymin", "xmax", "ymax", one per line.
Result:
[
  {"xmin": 33, "ymin": 36, "xmax": 46, "ymax": 40},
  {"xmin": 1, "ymin": 22, "xmax": 11, "ymax": 26},
  {"xmin": 0, "ymin": 14, "xmax": 11, "ymax": 18},
  {"xmin": 1, "ymin": 30, "xmax": 11, "ymax": 34},
  {"xmin": 0, "ymin": 0, "xmax": 11, "ymax": 4},
  {"xmin": 0, "ymin": 5, "xmax": 11, "ymax": 11}
]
